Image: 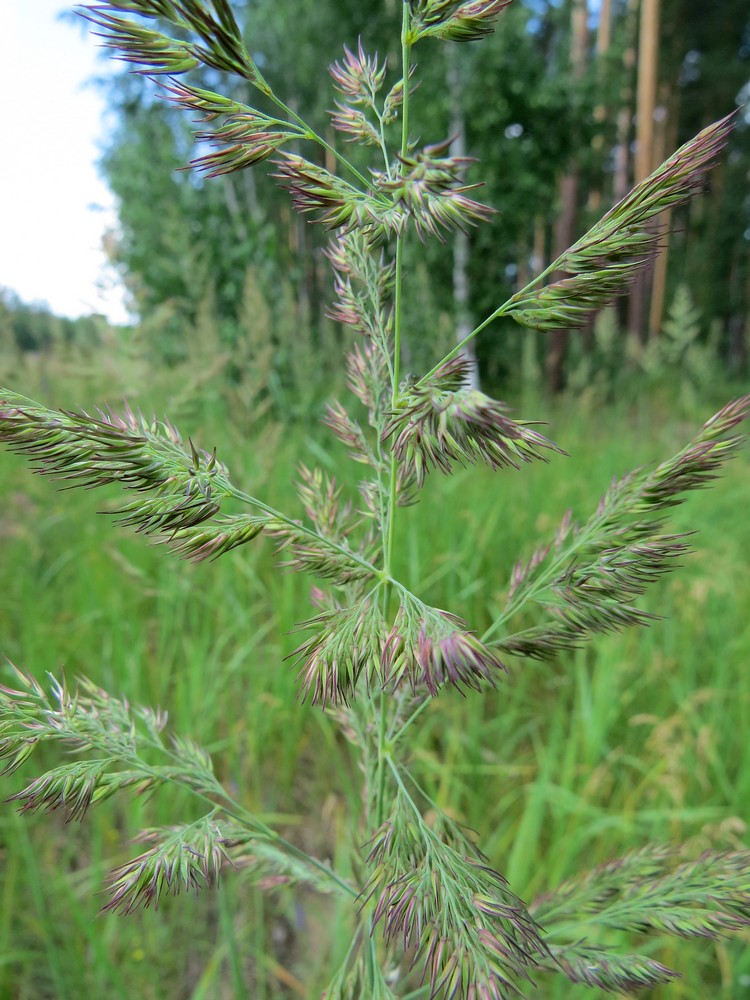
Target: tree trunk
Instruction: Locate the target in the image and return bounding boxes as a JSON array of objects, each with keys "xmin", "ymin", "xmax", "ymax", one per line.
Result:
[
  {"xmin": 546, "ymin": 0, "xmax": 589, "ymax": 395},
  {"xmin": 727, "ymin": 255, "xmax": 749, "ymax": 376},
  {"xmin": 613, "ymin": 0, "xmax": 639, "ymax": 205},
  {"xmin": 628, "ymin": 0, "xmax": 661, "ymax": 342},
  {"xmin": 448, "ymin": 46, "xmax": 479, "ymax": 389},
  {"xmin": 634, "ymin": 0, "xmax": 660, "ymax": 183},
  {"xmin": 647, "ymin": 85, "xmax": 674, "ymax": 339},
  {"xmin": 587, "ymin": 0, "xmax": 613, "ymax": 215}
]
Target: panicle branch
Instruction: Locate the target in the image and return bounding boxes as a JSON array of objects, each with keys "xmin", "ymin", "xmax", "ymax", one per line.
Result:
[
  {"xmin": 79, "ymin": 1, "xmax": 268, "ymax": 88},
  {"xmin": 329, "ymin": 104, "xmax": 382, "ymax": 147},
  {"xmin": 329, "ymin": 41, "xmax": 389, "ymax": 146},
  {"xmin": 494, "ymin": 396, "xmax": 749, "ymax": 658},
  {"xmin": 0, "ymin": 666, "xmax": 219, "ymax": 823},
  {"xmin": 274, "ymin": 154, "xmax": 401, "ymax": 243},
  {"xmin": 266, "ymin": 518, "xmax": 375, "ymax": 585},
  {"xmin": 345, "ymin": 341, "xmax": 392, "ymax": 428},
  {"xmin": 227, "ymin": 833, "xmax": 354, "ymax": 895},
  {"xmin": 295, "ymin": 465, "xmax": 359, "ymax": 543},
  {"xmin": 0, "ymin": 390, "xmax": 236, "ymax": 539},
  {"xmin": 0, "ymin": 664, "xmax": 356, "ymax": 904},
  {"xmin": 330, "ymin": 39, "xmax": 387, "ymax": 103},
  {"xmin": 383, "ymin": 358, "xmax": 562, "ymax": 491},
  {"xmin": 382, "ymin": 596, "xmax": 508, "ymax": 696},
  {"xmin": 532, "ymin": 844, "xmax": 750, "ymax": 937},
  {"xmin": 162, "ymin": 80, "xmax": 301, "ymax": 175},
  {"xmin": 166, "ymin": 513, "xmax": 270, "ymax": 561},
  {"xmin": 102, "ymin": 817, "xmax": 231, "ymax": 913},
  {"xmin": 374, "ymin": 142, "xmax": 494, "ymax": 241},
  {"xmin": 323, "ymin": 401, "xmax": 379, "ymax": 469},
  {"xmin": 290, "ymin": 597, "xmax": 387, "ymax": 706},
  {"xmin": 531, "ymin": 845, "xmax": 750, "ymax": 991},
  {"xmin": 637, "ymin": 393, "xmax": 750, "ymax": 505},
  {"xmin": 407, "ymin": 0, "xmax": 514, "ymax": 44},
  {"xmin": 362, "ymin": 793, "xmax": 547, "ymax": 999},
  {"xmin": 79, "ymin": 4, "xmax": 199, "ymax": 74},
  {"xmin": 1, "ymin": 666, "xmax": 143, "ymax": 759},
  {"xmin": 6, "ymin": 759, "xmax": 155, "ymax": 822},
  {"xmin": 292, "ymin": 465, "xmax": 382, "ymax": 576},
  {"xmin": 325, "ymin": 232, "xmax": 395, "ymax": 349},
  {"xmin": 545, "ymin": 945, "xmax": 680, "ymax": 993},
  {"xmin": 504, "ymin": 113, "xmax": 736, "ymax": 331}
]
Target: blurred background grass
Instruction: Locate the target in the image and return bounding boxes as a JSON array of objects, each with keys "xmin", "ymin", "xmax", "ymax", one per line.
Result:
[{"xmin": 1, "ymin": 327, "xmax": 748, "ymax": 999}]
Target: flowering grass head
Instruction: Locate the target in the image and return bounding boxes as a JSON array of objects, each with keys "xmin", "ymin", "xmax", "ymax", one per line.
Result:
[{"xmin": 0, "ymin": 2, "xmax": 748, "ymax": 997}]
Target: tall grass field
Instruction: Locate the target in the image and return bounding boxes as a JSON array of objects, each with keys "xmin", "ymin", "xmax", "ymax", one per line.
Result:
[{"xmin": 1, "ymin": 354, "xmax": 749, "ymax": 998}]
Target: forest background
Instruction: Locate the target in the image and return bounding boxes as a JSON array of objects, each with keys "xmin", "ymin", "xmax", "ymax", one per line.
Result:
[
  {"xmin": 1, "ymin": 1, "xmax": 750, "ymax": 998},
  {"xmin": 3, "ymin": 0, "xmax": 750, "ymax": 397}
]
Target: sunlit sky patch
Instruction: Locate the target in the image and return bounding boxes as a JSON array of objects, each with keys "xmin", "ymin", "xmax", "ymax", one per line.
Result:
[{"xmin": 1, "ymin": 2, "xmax": 129, "ymax": 323}]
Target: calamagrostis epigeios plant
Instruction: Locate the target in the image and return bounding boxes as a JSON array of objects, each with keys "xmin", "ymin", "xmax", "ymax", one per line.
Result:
[{"xmin": 1, "ymin": 1, "xmax": 750, "ymax": 997}]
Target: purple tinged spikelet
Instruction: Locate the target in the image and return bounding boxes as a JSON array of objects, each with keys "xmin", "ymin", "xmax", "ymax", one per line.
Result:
[
  {"xmin": 409, "ymin": 0, "xmax": 514, "ymax": 44},
  {"xmin": 383, "ymin": 358, "xmax": 563, "ymax": 488},
  {"xmin": 382, "ymin": 605, "xmax": 507, "ymax": 696}
]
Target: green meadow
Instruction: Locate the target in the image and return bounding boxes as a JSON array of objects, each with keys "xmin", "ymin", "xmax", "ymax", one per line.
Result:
[{"xmin": 1, "ymin": 354, "xmax": 749, "ymax": 998}]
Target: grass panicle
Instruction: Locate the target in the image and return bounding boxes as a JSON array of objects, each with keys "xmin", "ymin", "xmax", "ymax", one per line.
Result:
[
  {"xmin": 79, "ymin": 0, "xmax": 266, "ymax": 87},
  {"xmin": 0, "ymin": 389, "xmax": 229, "ymax": 537},
  {"xmin": 408, "ymin": 0, "xmax": 515, "ymax": 45},
  {"xmin": 504, "ymin": 114, "xmax": 736, "ymax": 333},
  {"xmin": 373, "ymin": 143, "xmax": 495, "ymax": 241},
  {"xmin": 102, "ymin": 818, "xmax": 232, "ymax": 914},
  {"xmin": 382, "ymin": 600, "xmax": 508, "ymax": 697},
  {"xmin": 384, "ymin": 357, "xmax": 563, "ymax": 490},
  {"xmin": 274, "ymin": 153, "xmax": 400, "ymax": 243},
  {"xmin": 0, "ymin": 2, "xmax": 748, "ymax": 997},
  {"xmin": 362, "ymin": 794, "xmax": 547, "ymax": 999},
  {"xmin": 493, "ymin": 394, "xmax": 750, "ymax": 659}
]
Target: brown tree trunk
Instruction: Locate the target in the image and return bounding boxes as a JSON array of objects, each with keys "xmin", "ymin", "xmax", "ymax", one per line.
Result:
[
  {"xmin": 628, "ymin": 0, "xmax": 661, "ymax": 342},
  {"xmin": 647, "ymin": 85, "xmax": 675, "ymax": 339},
  {"xmin": 448, "ymin": 46, "xmax": 479, "ymax": 389},
  {"xmin": 546, "ymin": 0, "xmax": 589, "ymax": 395},
  {"xmin": 613, "ymin": 0, "xmax": 639, "ymax": 205},
  {"xmin": 546, "ymin": 174, "xmax": 580, "ymax": 394},
  {"xmin": 587, "ymin": 0, "xmax": 613, "ymax": 215},
  {"xmin": 727, "ymin": 258, "xmax": 749, "ymax": 375},
  {"xmin": 634, "ymin": 0, "xmax": 660, "ymax": 184}
]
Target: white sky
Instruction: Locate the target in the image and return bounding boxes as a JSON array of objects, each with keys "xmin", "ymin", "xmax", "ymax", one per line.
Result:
[{"xmin": 1, "ymin": 1, "xmax": 130, "ymax": 323}]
